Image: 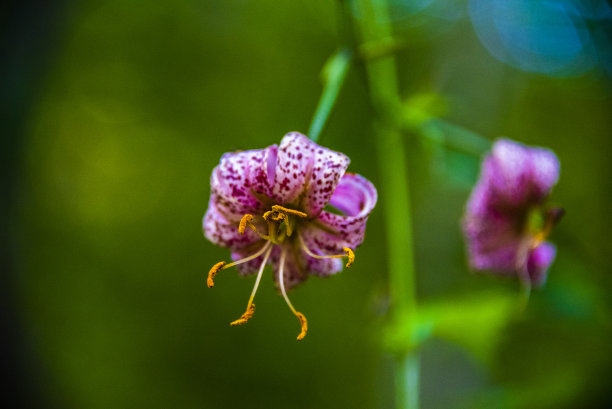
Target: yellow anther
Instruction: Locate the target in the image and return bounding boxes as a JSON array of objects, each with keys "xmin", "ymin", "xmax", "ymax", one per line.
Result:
[
  {"xmin": 207, "ymin": 261, "xmax": 226, "ymax": 288},
  {"xmin": 271, "ymin": 205, "xmax": 308, "ymax": 218},
  {"xmin": 238, "ymin": 214, "xmax": 256, "ymax": 235},
  {"xmin": 298, "ymin": 235, "xmax": 355, "ymax": 268},
  {"xmin": 263, "ymin": 210, "xmax": 286, "ymax": 222},
  {"xmin": 342, "ymin": 247, "xmax": 355, "ymax": 268},
  {"xmin": 295, "ymin": 312, "xmax": 308, "ymax": 341},
  {"xmin": 230, "ymin": 303, "xmax": 256, "ymax": 326},
  {"xmin": 263, "ymin": 205, "xmax": 308, "ymax": 223}
]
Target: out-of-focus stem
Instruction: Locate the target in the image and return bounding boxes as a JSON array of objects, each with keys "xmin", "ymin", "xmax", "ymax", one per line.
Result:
[
  {"xmin": 308, "ymin": 49, "xmax": 352, "ymax": 142},
  {"xmin": 353, "ymin": 0, "xmax": 419, "ymax": 408}
]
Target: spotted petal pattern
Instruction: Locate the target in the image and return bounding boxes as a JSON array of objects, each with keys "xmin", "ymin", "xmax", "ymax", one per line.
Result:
[
  {"xmin": 301, "ymin": 173, "xmax": 378, "ymax": 256},
  {"xmin": 210, "ymin": 146, "xmax": 277, "ymax": 221},
  {"xmin": 204, "ymin": 132, "xmax": 377, "ymax": 289},
  {"xmin": 462, "ymin": 138, "xmax": 560, "ymax": 286}
]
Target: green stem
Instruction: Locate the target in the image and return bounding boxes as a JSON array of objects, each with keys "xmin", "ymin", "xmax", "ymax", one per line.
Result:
[
  {"xmin": 307, "ymin": 48, "xmax": 352, "ymax": 142},
  {"xmin": 353, "ymin": 0, "xmax": 419, "ymax": 408}
]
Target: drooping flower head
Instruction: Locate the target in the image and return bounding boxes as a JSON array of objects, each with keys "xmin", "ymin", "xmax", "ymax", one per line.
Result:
[
  {"xmin": 462, "ymin": 138, "xmax": 562, "ymax": 287},
  {"xmin": 203, "ymin": 132, "xmax": 377, "ymax": 340}
]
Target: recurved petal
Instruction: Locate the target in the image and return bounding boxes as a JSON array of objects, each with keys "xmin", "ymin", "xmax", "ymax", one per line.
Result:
[
  {"xmin": 527, "ymin": 242, "xmax": 556, "ymax": 286},
  {"xmin": 203, "ymin": 198, "xmax": 261, "ymax": 249},
  {"xmin": 302, "ymin": 173, "xmax": 378, "ymax": 253},
  {"xmin": 211, "ymin": 145, "xmax": 277, "ymax": 221}
]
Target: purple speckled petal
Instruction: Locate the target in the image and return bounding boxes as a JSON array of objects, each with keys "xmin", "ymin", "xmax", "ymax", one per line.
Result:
[
  {"xmin": 299, "ymin": 232, "xmax": 344, "ymax": 277},
  {"xmin": 302, "ymin": 173, "xmax": 378, "ymax": 253},
  {"xmin": 527, "ymin": 242, "xmax": 556, "ymax": 287},
  {"xmin": 203, "ymin": 198, "xmax": 261, "ymax": 249},
  {"xmin": 304, "ymin": 256, "xmax": 344, "ymax": 278},
  {"xmin": 272, "ymin": 132, "xmax": 315, "ymax": 206},
  {"xmin": 462, "ymin": 138, "xmax": 561, "ymax": 284},
  {"xmin": 487, "ymin": 139, "xmax": 560, "ymax": 206},
  {"xmin": 211, "ymin": 146, "xmax": 277, "ymax": 221},
  {"xmin": 466, "ymin": 240, "xmax": 521, "ymax": 274},
  {"xmin": 528, "ymin": 147, "xmax": 560, "ymax": 201},
  {"xmin": 302, "ymin": 143, "xmax": 350, "ymax": 216},
  {"xmin": 487, "ymin": 139, "xmax": 533, "ymax": 206}
]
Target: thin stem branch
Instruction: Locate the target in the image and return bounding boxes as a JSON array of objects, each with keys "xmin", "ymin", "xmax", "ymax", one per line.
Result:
[{"xmin": 308, "ymin": 49, "xmax": 352, "ymax": 142}]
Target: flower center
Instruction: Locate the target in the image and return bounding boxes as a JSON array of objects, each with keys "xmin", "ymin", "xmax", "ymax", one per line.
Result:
[
  {"xmin": 527, "ymin": 206, "xmax": 564, "ymax": 249},
  {"xmin": 238, "ymin": 204, "xmax": 307, "ymax": 244},
  {"xmin": 206, "ymin": 204, "xmax": 356, "ymax": 341}
]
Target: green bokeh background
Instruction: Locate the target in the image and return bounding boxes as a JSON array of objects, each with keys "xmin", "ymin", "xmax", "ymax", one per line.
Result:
[{"xmin": 6, "ymin": 0, "xmax": 612, "ymax": 408}]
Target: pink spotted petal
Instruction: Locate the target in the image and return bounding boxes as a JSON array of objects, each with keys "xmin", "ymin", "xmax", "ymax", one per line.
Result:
[
  {"xmin": 302, "ymin": 142, "xmax": 350, "ymax": 216},
  {"xmin": 272, "ymin": 132, "xmax": 315, "ymax": 206},
  {"xmin": 203, "ymin": 198, "xmax": 261, "ymax": 249},
  {"xmin": 466, "ymin": 241, "xmax": 520, "ymax": 274},
  {"xmin": 300, "ymin": 231, "xmax": 344, "ymax": 276},
  {"xmin": 211, "ymin": 146, "xmax": 277, "ymax": 221},
  {"xmin": 528, "ymin": 147, "xmax": 560, "ymax": 201},
  {"xmin": 487, "ymin": 139, "xmax": 559, "ymax": 206},
  {"xmin": 462, "ymin": 139, "xmax": 560, "ymax": 283},
  {"xmin": 301, "ymin": 173, "xmax": 378, "ymax": 253}
]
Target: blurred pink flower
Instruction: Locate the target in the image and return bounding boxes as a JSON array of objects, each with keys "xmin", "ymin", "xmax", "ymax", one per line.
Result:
[
  {"xmin": 462, "ymin": 138, "xmax": 562, "ymax": 287},
  {"xmin": 204, "ymin": 132, "xmax": 377, "ymax": 339}
]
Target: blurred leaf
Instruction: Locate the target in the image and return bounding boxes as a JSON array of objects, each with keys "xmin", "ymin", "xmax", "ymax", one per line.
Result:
[
  {"xmin": 422, "ymin": 291, "xmax": 516, "ymax": 363},
  {"xmin": 402, "ymin": 92, "xmax": 448, "ymax": 129}
]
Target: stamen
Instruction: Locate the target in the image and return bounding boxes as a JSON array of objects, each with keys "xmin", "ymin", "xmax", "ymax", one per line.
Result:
[
  {"xmin": 238, "ymin": 213, "xmax": 270, "ymax": 241},
  {"xmin": 343, "ymin": 247, "xmax": 355, "ymax": 268},
  {"xmin": 295, "ymin": 312, "xmax": 308, "ymax": 341},
  {"xmin": 263, "ymin": 205, "xmax": 308, "ymax": 222},
  {"xmin": 230, "ymin": 303, "xmax": 255, "ymax": 326},
  {"xmin": 207, "ymin": 262, "xmax": 225, "ymax": 288},
  {"xmin": 271, "ymin": 205, "xmax": 308, "ymax": 218},
  {"xmin": 263, "ymin": 210, "xmax": 286, "ymax": 222},
  {"xmin": 278, "ymin": 248, "xmax": 308, "ymax": 341},
  {"xmin": 238, "ymin": 214, "xmax": 256, "ymax": 235},
  {"xmin": 298, "ymin": 235, "xmax": 355, "ymax": 268},
  {"xmin": 206, "ymin": 241, "xmax": 272, "ymax": 288},
  {"xmin": 230, "ymin": 245, "xmax": 272, "ymax": 326}
]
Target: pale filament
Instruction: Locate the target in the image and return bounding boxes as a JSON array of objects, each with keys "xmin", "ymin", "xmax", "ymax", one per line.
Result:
[
  {"xmin": 207, "ymin": 240, "xmax": 272, "ymax": 288},
  {"xmin": 278, "ymin": 248, "xmax": 308, "ymax": 340},
  {"xmin": 298, "ymin": 234, "xmax": 355, "ymax": 268},
  {"xmin": 230, "ymin": 245, "xmax": 273, "ymax": 326}
]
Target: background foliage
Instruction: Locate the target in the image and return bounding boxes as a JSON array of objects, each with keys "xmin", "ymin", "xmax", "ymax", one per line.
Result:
[{"xmin": 3, "ymin": 0, "xmax": 611, "ymax": 408}]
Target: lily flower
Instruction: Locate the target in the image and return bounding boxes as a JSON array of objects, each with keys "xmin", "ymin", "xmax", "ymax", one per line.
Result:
[
  {"xmin": 462, "ymin": 138, "xmax": 562, "ymax": 287},
  {"xmin": 203, "ymin": 132, "xmax": 377, "ymax": 340}
]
